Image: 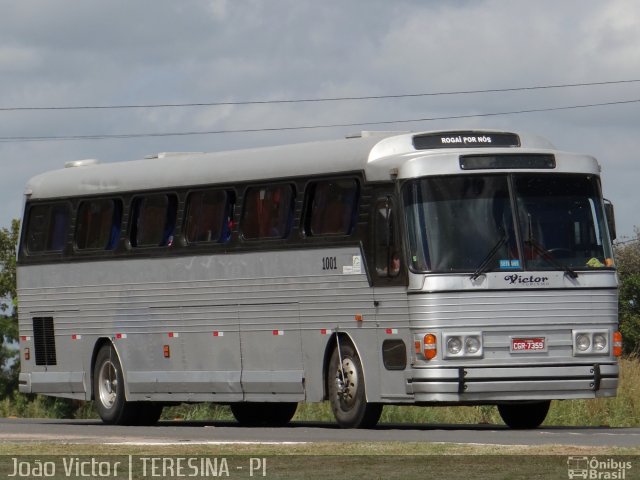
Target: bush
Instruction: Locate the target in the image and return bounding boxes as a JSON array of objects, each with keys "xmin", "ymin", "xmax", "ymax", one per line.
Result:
[{"xmin": 615, "ymin": 228, "xmax": 640, "ymax": 354}]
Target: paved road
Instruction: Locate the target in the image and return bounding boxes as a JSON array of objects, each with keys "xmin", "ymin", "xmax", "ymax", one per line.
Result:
[{"xmin": 1, "ymin": 419, "xmax": 639, "ymax": 448}]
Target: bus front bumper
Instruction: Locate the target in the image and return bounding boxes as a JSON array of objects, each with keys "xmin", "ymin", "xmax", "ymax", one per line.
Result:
[{"xmin": 406, "ymin": 363, "xmax": 619, "ymax": 402}]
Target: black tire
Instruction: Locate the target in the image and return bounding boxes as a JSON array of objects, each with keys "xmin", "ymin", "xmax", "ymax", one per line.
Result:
[
  {"xmin": 129, "ymin": 402, "xmax": 164, "ymax": 426},
  {"xmin": 498, "ymin": 400, "xmax": 550, "ymax": 429},
  {"xmin": 93, "ymin": 344, "xmax": 138, "ymax": 425},
  {"xmin": 328, "ymin": 341, "xmax": 382, "ymax": 428},
  {"xmin": 230, "ymin": 402, "xmax": 297, "ymax": 427}
]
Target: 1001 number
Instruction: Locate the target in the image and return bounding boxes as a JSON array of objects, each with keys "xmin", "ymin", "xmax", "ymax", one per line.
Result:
[{"xmin": 322, "ymin": 257, "xmax": 337, "ymax": 270}]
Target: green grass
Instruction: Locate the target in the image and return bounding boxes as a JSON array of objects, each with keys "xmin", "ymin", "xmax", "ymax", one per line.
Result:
[
  {"xmin": 1, "ymin": 444, "xmax": 637, "ymax": 480},
  {"xmin": 0, "ymin": 442, "xmax": 638, "ymax": 480}
]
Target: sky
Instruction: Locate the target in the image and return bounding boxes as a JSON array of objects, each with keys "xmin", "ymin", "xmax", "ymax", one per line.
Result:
[{"xmin": 1, "ymin": 0, "xmax": 639, "ymax": 240}]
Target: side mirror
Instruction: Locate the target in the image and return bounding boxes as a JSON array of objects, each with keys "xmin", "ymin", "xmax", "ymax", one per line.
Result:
[{"xmin": 604, "ymin": 199, "xmax": 616, "ymax": 241}]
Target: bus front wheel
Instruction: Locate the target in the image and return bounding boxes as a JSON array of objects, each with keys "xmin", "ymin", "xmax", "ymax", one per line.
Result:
[
  {"xmin": 328, "ymin": 341, "xmax": 382, "ymax": 428},
  {"xmin": 497, "ymin": 400, "xmax": 550, "ymax": 429}
]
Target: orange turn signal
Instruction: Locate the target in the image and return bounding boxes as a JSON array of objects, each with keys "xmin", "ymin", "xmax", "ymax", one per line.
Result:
[
  {"xmin": 24, "ymin": 348, "xmax": 30, "ymax": 361},
  {"xmin": 613, "ymin": 331, "xmax": 623, "ymax": 357},
  {"xmin": 423, "ymin": 334, "xmax": 437, "ymax": 360},
  {"xmin": 163, "ymin": 345, "xmax": 171, "ymax": 358}
]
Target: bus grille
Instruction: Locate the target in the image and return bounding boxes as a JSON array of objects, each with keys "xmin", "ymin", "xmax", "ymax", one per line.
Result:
[{"xmin": 32, "ymin": 317, "xmax": 57, "ymax": 366}]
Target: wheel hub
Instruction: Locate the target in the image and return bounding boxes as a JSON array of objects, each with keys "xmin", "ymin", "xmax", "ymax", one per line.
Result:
[
  {"xmin": 335, "ymin": 358, "xmax": 358, "ymax": 407},
  {"xmin": 98, "ymin": 361, "xmax": 118, "ymax": 409}
]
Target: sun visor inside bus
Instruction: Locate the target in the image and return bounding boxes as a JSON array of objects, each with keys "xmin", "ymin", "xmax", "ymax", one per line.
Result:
[{"xmin": 413, "ymin": 131, "xmax": 521, "ymax": 150}]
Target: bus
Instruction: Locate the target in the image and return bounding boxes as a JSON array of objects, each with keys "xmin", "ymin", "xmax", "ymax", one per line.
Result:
[{"xmin": 17, "ymin": 129, "xmax": 621, "ymax": 429}]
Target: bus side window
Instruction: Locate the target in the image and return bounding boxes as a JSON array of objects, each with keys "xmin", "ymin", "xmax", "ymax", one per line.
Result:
[
  {"xmin": 241, "ymin": 184, "xmax": 294, "ymax": 240},
  {"xmin": 130, "ymin": 194, "xmax": 178, "ymax": 247},
  {"xmin": 304, "ymin": 178, "xmax": 359, "ymax": 236},
  {"xmin": 25, "ymin": 203, "xmax": 70, "ymax": 254},
  {"xmin": 184, "ymin": 189, "xmax": 235, "ymax": 244},
  {"xmin": 375, "ymin": 197, "xmax": 401, "ymax": 278},
  {"xmin": 75, "ymin": 199, "xmax": 122, "ymax": 250}
]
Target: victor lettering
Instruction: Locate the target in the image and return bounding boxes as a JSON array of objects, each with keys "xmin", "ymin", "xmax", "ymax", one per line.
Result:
[{"xmin": 504, "ymin": 274, "xmax": 549, "ymax": 285}]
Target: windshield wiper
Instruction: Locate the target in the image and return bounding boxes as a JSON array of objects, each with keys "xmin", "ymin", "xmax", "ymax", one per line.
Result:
[
  {"xmin": 524, "ymin": 238, "xmax": 579, "ymax": 279},
  {"xmin": 471, "ymin": 233, "xmax": 508, "ymax": 280}
]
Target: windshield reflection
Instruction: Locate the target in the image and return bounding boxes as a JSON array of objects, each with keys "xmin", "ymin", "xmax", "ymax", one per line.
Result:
[
  {"xmin": 515, "ymin": 174, "xmax": 612, "ymax": 270},
  {"xmin": 402, "ymin": 174, "xmax": 613, "ymax": 274}
]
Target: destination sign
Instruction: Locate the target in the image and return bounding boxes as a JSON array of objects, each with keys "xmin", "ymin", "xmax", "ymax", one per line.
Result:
[
  {"xmin": 460, "ymin": 153, "xmax": 556, "ymax": 170},
  {"xmin": 413, "ymin": 131, "xmax": 520, "ymax": 150}
]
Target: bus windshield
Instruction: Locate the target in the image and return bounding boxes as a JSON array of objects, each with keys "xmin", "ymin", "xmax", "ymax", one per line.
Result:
[{"xmin": 402, "ymin": 174, "xmax": 614, "ymax": 274}]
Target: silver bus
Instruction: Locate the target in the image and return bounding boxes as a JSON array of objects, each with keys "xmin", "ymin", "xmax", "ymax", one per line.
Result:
[{"xmin": 17, "ymin": 130, "xmax": 621, "ymax": 428}]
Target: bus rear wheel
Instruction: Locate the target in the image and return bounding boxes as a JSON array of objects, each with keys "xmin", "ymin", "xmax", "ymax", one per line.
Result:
[
  {"xmin": 94, "ymin": 344, "xmax": 164, "ymax": 425},
  {"xmin": 230, "ymin": 402, "xmax": 297, "ymax": 427},
  {"xmin": 328, "ymin": 341, "xmax": 382, "ymax": 428},
  {"xmin": 497, "ymin": 400, "xmax": 550, "ymax": 429},
  {"xmin": 94, "ymin": 344, "xmax": 132, "ymax": 424}
]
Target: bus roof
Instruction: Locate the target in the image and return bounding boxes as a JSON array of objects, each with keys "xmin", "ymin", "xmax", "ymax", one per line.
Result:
[{"xmin": 24, "ymin": 129, "xmax": 597, "ymax": 200}]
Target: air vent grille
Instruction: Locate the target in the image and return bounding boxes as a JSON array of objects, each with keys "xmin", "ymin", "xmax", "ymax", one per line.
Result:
[{"xmin": 33, "ymin": 317, "xmax": 57, "ymax": 366}]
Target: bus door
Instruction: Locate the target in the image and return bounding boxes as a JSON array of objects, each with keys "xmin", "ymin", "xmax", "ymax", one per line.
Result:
[{"xmin": 372, "ymin": 196, "xmax": 412, "ymax": 401}]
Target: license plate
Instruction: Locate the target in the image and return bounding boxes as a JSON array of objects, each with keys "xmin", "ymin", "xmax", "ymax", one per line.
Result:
[{"xmin": 511, "ymin": 337, "xmax": 546, "ymax": 353}]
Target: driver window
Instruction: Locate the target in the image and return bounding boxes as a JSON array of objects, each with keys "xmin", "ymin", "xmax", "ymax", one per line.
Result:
[{"xmin": 375, "ymin": 197, "xmax": 401, "ymax": 278}]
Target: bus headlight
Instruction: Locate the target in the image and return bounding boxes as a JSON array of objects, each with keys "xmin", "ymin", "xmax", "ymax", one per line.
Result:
[
  {"xmin": 573, "ymin": 330, "xmax": 611, "ymax": 356},
  {"xmin": 443, "ymin": 333, "xmax": 483, "ymax": 359},
  {"xmin": 465, "ymin": 336, "xmax": 481, "ymax": 354},
  {"xmin": 575, "ymin": 334, "xmax": 591, "ymax": 352},
  {"xmin": 447, "ymin": 337, "xmax": 463, "ymax": 355},
  {"xmin": 593, "ymin": 333, "xmax": 607, "ymax": 352}
]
